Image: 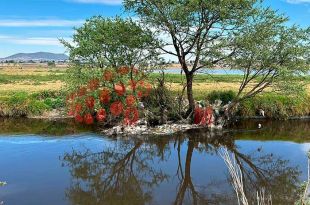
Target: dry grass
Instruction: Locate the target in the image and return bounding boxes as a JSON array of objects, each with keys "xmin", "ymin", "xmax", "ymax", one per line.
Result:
[
  {"xmin": 0, "ymin": 81, "xmax": 64, "ymax": 93},
  {"xmin": 168, "ymin": 82, "xmax": 310, "ymax": 95},
  {"xmin": 1, "ymin": 65, "xmax": 310, "ymax": 96},
  {"xmin": 0, "ymin": 67, "xmax": 66, "ymax": 76},
  {"xmin": 0, "ymin": 66, "xmax": 66, "ymax": 97}
]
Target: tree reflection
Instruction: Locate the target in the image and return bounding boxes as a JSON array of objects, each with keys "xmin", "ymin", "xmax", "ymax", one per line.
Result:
[
  {"xmin": 62, "ymin": 130, "xmax": 302, "ymax": 205},
  {"xmin": 62, "ymin": 139, "xmax": 168, "ymax": 205}
]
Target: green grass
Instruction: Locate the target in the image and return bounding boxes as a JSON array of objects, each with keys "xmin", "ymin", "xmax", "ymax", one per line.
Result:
[
  {"xmin": 1, "ymin": 67, "xmax": 309, "ymax": 118},
  {"xmin": 0, "ymin": 90, "xmax": 66, "ymax": 117},
  {"xmin": 0, "ymin": 73, "xmax": 65, "ymax": 84},
  {"xmin": 238, "ymin": 93, "xmax": 310, "ymax": 119}
]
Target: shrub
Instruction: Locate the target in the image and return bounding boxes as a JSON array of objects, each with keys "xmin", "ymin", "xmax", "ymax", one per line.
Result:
[
  {"xmin": 0, "ymin": 92, "xmax": 50, "ymax": 117},
  {"xmin": 28, "ymin": 100, "xmax": 49, "ymax": 115},
  {"xmin": 206, "ymin": 90, "xmax": 236, "ymax": 105},
  {"xmin": 44, "ymin": 97, "xmax": 65, "ymax": 109},
  {"xmin": 238, "ymin": 93, "xmax": 310, "ymax": 119},
  {"xmin": 66, "ymin": 66, "xmax": 152, "ymax": 125}
]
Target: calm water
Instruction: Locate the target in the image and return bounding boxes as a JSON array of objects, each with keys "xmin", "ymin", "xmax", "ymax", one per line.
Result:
[
  {"xmin": 153, "ymin": 68, "xmax": 243, "ymax": 75},
  {"xmin": 0, "ymin": 118, "xmax": 310, "ymax": 205},
  {"xmin": 154, "ymin": 68, "xmax": 310, "ymax": 75}
]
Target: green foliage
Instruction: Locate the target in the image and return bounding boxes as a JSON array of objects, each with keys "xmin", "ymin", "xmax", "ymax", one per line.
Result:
[
  {"xmin": 0, "ymin": 90, "xmax": 67, "ymax": 117},
  {"xmin": 229, "ymin": 9, "xmax": 310, "ymax": 101},
  {"xmin": 43, "ymin": 98, "xmax": 65, "ymax": 109},
  {"xmin": 62, "ymin": 16, "xmax": 161, "ymax": 89},
  {"xmin": 47, "ymin": 61, "xmax": 56, "ymax": 67},
  {"xmin": 207, "ymin": 90, "xmax": 236, "ymax": 105},
  {"xmin": 239, "ymin": 93, "xmax": 310, "ymax": 119},
  {"xmin": 8, "ymin": 92, "xmax": 28, "ymax": 105},
  {"xmin": 32, "ymin": 90, "xmax": 66, "ymax": 100},
  {"xmin": 125, "ymin": 0, "xmax": 310, "ymax": 111},
  {"xmin": 143, "ymin": 78, "xmax": 182, "ymax": 124},
  {"xmin": 28, "ymin": 100, "xmax": 49, "ymax": 115},
  {"xmin": 0, "ymin": 74, "xmax": 64, "ymax": 83}
]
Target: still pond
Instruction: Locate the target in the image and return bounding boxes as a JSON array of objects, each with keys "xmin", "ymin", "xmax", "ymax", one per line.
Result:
[{"xmin": 0, "ymin": 118, "xmax": 310, "ymax": 205}]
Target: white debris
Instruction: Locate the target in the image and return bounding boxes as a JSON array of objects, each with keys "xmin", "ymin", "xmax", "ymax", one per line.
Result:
[
  {"xmin": 258, "ymin": 109, "xmax": 265, "ymax": 117},
  {"xmin": 102, "ymin": 123, "xmax": 198, "ymax": 136}
]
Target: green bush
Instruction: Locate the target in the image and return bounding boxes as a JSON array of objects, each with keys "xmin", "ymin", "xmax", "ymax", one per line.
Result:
[
  {"xmin": 32, "ymin": 90, "xmax": 65, "ymax": 99},
  {"xmin": 8, "ymin": 92, "xmax": 28, "ymax": 105},
  {"xmin": 28, "ymin": 100, "xmax": 49, "ymax": 115},
  {"xmin": 206, "ymin": 90, "xmax": 236, "ymax": 104},
  {"xmin": 238, "ymin": 93, "xmax": 310, "ymax": 119},
  {"xmin": 44, "ymin": 97, "xmax": 65, "ymax": 109},
  {"xmin": 0, "ymin": 91, "xmax": 62, "ymax": 117}
]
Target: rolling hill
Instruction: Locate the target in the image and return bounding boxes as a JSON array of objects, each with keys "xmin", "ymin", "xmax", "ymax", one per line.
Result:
[{"xmin": 0, "ymin": 52, "xmax": 68, "ymax": 62}]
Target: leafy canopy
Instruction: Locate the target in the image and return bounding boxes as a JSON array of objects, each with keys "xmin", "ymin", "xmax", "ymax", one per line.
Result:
[{"xmin": 62, "ymin": 16, "xmax": 160, "ymax": 69}]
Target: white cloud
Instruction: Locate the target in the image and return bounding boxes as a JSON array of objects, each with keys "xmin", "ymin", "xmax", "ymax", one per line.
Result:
[
  {"xmin": 0, "ymin": 35, "xmax": 72, "ymax": 46},
  {"xmin": 286, "ymin": 0, "xmax": 310, "ymax": 4},
  {"xmin": 0, "ymin": 19, "xmax": 84, "ymax": 27},
  {"xmin": 68, "ymin": 0, "xmax": 122, "ymax": 5}
]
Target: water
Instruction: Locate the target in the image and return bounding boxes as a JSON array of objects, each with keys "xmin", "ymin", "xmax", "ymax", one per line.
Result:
[
  {"xmin": 153, "ymin": 68, "xmax": 310, "ymax": 75},
  {"xmin": 0, "ymin": 118, "xmax": 310, "ymax": 205},
  {"xmin": 153, "ymin": 68, "xmax": 243, "ymax": 75}
]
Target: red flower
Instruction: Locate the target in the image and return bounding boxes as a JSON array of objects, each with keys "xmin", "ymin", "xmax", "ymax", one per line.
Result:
[
  {"xmin": 194, "ymin": 106, "xmax": 213, "ymax": 126},
  {"xmin": 194, "ymin": 106, "xmax": 203, "ymax": 124},
  {"xmin": 129, "ymin": 80, "xmax": 137, "ymax": 91},
  {"xmin": 96, "ymin": 108, "xmax": 106, "ymax": 122},
  {"xmin": 75, "ymin": 114, "xmax": 84, "ymax": 123},
  {"xmin": 99, "ymin": 88, "xmax": 111, "ymax": 104},
  {"xmin": 84, "ymin": 113, "xmax": 94, "ymax": 125},
  {"xmin": 131, "ymin": 67, "xmax": 139, "ymax": 75},
  {"xmin": 136, "ymin": 81, "xmax": 152, "ymax": 97},
  {"xmin": 85, "ymin": 96, "xmax": 95, "ymax": 109},
  {"xmin": 118, "ymin": 66, "xmax": 130, "ymax": 75},
  {"xmin": 67, "ymin": 92, "xmax": 75, "ymax": 102},
  {"xmin": 126, "ymin": 95, "xmax": 136, "ymax": 107},
  {"xmin": 143, "ymin": 82, "xmax": 152, "ymax": 97},
  {"xmin": 110, "ymin": 101, "xmax": 123, "ymax": 116},
  {"xmin": 75, "ymin": 103, "xmax": 83, "ymax": 114},
  {"xmin": 103, "ymin": 70, "xmax": 113, "ymax": 82},
  {"xmin": 78, "ymin": 87, "xmax": 87, "ymax": 96},
  {"xmin": 68, "ymin": 108, "xmax": 74, "ymax": 116},
  {"xmin": 137, "ymin": 91, "xmax": 143, "ymax": 99},
  {"xmin": 124, "ymin": 107, "xmax": 139, "ymax": 125},
  {"xmin": 114, "ymin": 83, "xmax": 126, "ymax": 96},
  {"xmin": 88, "ymin": 78, "xmax": 100, "ymax": 91}
]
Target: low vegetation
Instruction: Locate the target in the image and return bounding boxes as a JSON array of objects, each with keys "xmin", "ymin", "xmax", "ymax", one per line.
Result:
[
  {"xmin": 0, "ymin": 66, "xmax": 66, "ymax": 117},
  {"xmin": 0, "ymin": 66, "xmax": 310, "ymax": 119}
]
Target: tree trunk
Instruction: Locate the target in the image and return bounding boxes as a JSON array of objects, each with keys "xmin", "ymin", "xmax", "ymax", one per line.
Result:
[{"xmin": 185, "ymin": 73, "xmax": 195, "ymax": 118}]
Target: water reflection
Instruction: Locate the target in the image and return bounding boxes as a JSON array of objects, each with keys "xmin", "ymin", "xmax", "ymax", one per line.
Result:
[
  {"xmin": 62, "ymin": 130, "xmax": 302, "ymax": 205},
  {"xmin": 0, "ymin": 118, "xmax": 96, "ymax": 136}
]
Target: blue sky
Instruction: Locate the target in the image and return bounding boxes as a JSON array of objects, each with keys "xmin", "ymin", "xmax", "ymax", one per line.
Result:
[{"xmin": 0, "ymin": 0, "xmax": 309, "ymax": 58}]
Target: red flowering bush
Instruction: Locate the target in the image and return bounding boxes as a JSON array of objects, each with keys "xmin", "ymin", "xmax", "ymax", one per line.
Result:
[
  {"xmin": 194, "ymin": 105, "xmax": 214, "ymax": 126},
  {"xmin": 66, "ymin": 66, "xmax": 151, "ymax": 125}
]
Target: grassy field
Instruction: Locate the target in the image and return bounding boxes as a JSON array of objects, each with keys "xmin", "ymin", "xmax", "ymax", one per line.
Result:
[
  {"xmin": 0, "ymin": 65, "xmax": 309, "ymax": 118},
  {"xmin": 0, "ymin": 65, "xmax": 66, "ymax": 117}
]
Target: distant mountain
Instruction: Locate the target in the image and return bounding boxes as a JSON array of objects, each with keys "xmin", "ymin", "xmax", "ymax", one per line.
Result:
[{"xmin": 0, "ymin": 52, "xmax": 68, "ymax": 62}]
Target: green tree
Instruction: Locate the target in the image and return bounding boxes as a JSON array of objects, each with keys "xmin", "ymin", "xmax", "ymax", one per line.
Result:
[
  {"xmin": 61, "ymin": 16, "xmax": 160, "ymax": 87},
  {"xmin": 124, "ymin": 0, "xmax": 258, "ymax": 115},
  {"xmin": 47, "ymin": 61, "xmax": 56, "ymax": 67},
  {"xmin": 227, "ymin": 8, "xmax": 310, "ymax": 111},
  {"xmin": 124, "ymin": 0, "xmax": 310, "ymax": 117}
]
